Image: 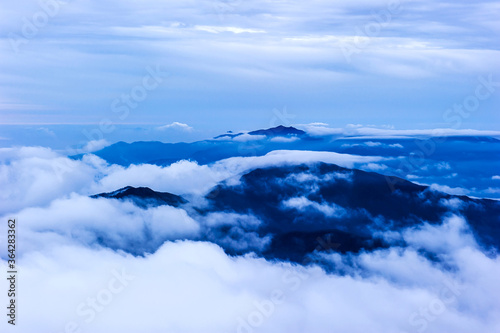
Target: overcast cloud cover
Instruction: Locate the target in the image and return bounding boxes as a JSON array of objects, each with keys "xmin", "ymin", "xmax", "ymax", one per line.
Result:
[{"xmin": 1, "ymin": 0, "xmax": 499, "ymax": 145}]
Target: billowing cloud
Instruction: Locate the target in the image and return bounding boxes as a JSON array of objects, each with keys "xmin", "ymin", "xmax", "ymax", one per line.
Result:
[
  {"xmin": 2, "ymin": 194, "xmax": 200, "ymax": 255},
  {"xmin": 0, "ymin": 146, "xmax": 384, "ymax": 217},
  {"xmin": 82, "ymin": 139, "xmax": 111, "ymax": 153},
  {"xmin": 1, "ymin": 145, "xmax": 500, "ymax": 332},
  {"xmin": 0, "ymin": 147, "xmax": 104, "ymax": 215},
  {"xmin": 1, "ymin": 215, "xmax": 500, "ymax": 333}
]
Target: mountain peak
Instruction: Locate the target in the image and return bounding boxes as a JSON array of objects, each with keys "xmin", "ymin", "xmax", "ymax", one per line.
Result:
[
  {"xmin": 248, "ymin": 125, "xmax": 306, "ymax": 137},
  {"xmin": 91, "ymin": 186, "xmax": 187, "ymax": 208},
  {"xmin": 213, "ymin": 125, "xmax": 306, "ymax": 140}
]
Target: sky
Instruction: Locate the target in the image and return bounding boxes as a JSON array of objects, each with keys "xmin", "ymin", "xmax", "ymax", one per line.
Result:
[{"xmin": 1, "ymin": 0, "xmax": 500, "ymax": 147}]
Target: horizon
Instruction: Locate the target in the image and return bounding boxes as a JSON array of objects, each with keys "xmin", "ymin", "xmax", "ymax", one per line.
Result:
[
  {"xmin": 2, "ymin": 122, "xmax": 500, "ymax": 150},
  {"xmin": 1, "ymin": 0, "xmax": 499, "ymax": 140}
]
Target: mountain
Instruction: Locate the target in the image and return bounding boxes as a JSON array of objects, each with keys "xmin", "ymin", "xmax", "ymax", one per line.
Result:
[
  {"xmin": 202, "ymin": 163, "xmax": 500, "ymax": 262},
  {"xmin": 76, "ymin": 126, "xmax": 500, "ymax": 200},
  {"xmin": 248, "ymin": 125, "xmax": 306, "ymax": 137},
  {"xmin": 91, "ymin": 186, "xmax": 187, "ymax": 208},
  {"xmin": 79, "ymin": 126, "xmax": 316, "ymax": 166},
  {"xmin": 214, "ymin": 125, "xmax": 306, "ymax": 139},
  {"xmin": 91, "ymin": 163, "xmax": 500, "ymax": 264}
]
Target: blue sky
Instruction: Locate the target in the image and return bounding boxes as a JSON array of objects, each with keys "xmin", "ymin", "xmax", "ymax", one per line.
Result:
[{"xmin": 1, "ymin": 0, "xmax": 499, "ymax": 146}]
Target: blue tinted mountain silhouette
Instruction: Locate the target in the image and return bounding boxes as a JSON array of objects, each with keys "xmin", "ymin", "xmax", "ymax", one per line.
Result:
[{"xmin": 90, "ymin": 163, "xmax": 500, "ymax": 264}]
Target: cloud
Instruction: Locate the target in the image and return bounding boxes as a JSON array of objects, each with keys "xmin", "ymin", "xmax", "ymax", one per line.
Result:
[
  {"xmin": 233, "ymin": 134, "xmax": 266, "ymax": 142},
  {"xmin": 299, "ymin": 124, "xmax": 500, "ymax": 139},
  {"xmin": 2, "ymin": 0, "xmax": 499, "ymax": 135},
  {"xmin": 269, "ymin": 136, "xmax": 300, "ymax": 143},
  {"xmin": 194, "ymin": 25, "xmax": 266, "ymax": 34},
  {"xmin": 440, "ymin": 198, "xmax": 464, "ymax": 210},
  {"xmin": 0, "ymin": 147, "xmax": 104, "ymax": 215},
  {"xmin": 212, "ymin": 150, "xmax": 386, "ymax": 174},
  {"xmin": 492, "ymin": 176, "xmax": 500, "ymax": 180},
  {"xmin": 2, "ymin": 214, "xmax": 500, "ymax": 333},
  {"xmin": 92, "ymin": 159, "xmax": 228, "ymax": 197},
  {"xmin": 82, "ymin": 139, "xmax": 111, "ymax": 153},
  {"xmin": 364, "ymin": 141, "xmax": 382, "ymax": 147},
  {"xmin": 157, "ymin": 122, "xmax": 193, "ymax": 132},
  {"xmin": 403, "ymin": 215, "xmax": 478, "ymax": 255},
  {"xmin": 2, "ymin": 194, "xmax": 200, "ymax": 255},
  {"xmin": 282, "ymin": 196, "xmax": 346, "ymax": 218},
  {"xmin": 361, "ymin": 162, "xmax": 388, "ymax": 171},
  {"xmin": 484, "ymin": 188, "xmax": 500, "ymax": 195},
  {"xmin": 429, "ymin": 184, "xmax": 470, "ymax": 196},
  {"xmin": 1, "ymin": 145, "xmax": 500, "ymax": 332},
  {"xmin": 341, "ymin": 141, "xmax": 404, "ymax": 150},
  {"xmin": 436, "ymin": 162, "xmax": 451, "ymax": 170},
  {"xmin": 37, "ymin": 127, "xmax": 56, "ymax": 137},
  {"xmin": 0, "ymin": 146, "xmax": 384, "ymax": 217}
]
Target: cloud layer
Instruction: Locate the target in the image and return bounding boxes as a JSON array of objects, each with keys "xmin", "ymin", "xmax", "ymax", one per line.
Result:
[
  {"xmin": 2, "ymin": 216, "xmax": 500, "ymax": 333},
  {"xmin": 1, "ymin": 146, "xmax": 500, "ymax": 332}
]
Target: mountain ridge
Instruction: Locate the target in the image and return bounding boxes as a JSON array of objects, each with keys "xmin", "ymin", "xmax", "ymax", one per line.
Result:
[
  {"xmin": 90, "ymin": 163, "xmax": 500, "ymax": 263},
  {"xmin": 91, "ymin": 186, "xmax": 187, "ymax": 208}
]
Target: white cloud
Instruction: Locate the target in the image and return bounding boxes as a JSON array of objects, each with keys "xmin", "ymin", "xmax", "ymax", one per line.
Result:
[
  {"xmin": 270, "ymin": 136, "xmax": 300, "ymax": 143},
  {"xmin": 0, "ymin": 146, "xmax": 384, "ymax": 217},
  {"xmin": 213, "ymin": 150, "xmax": 386, "ymax": 174},
  {"xmin": 436, "ymin": 162, "xmax": 451, "ymax": 170},
  {"xmin": 233, "ymin": 134, "xmax": 266, "ymax": 142},
  {"xmin": 484, "ymin": 188, "xmax": 500, "ymax": 194},
  {"xmin": 362, "ymin": 163, "xmax": 388, "ymax": 171},
  {"xmin": 203, "ymin": 212, "xmax": 262, "ymax": 229},
  {"xmin": 2, "ymin": 214, "xmax": 500, "ymax": 333},
  {"xmin": 403, "ymin": 215, "xmax": 477, "ymax": 254},
  {"xmin": 1, "ymin": 145, "xmax": 500, "ymax": 332},
  {"xmin": 492, "ymin": 176, "xmax": 500, "ymax": 180},
  {"xmin": 342, "ymin": 141, "xmax": 404, "ymax": 149},
  {"xmin": 82, "ymin": 139, "xmax": 110, "ymax": 153},
  {"xmin": 157, "ymin": 122, "xmax": 193, "ymax": 132},
  {"xmin": 0, "ymin": 147, "xmax": 105, "ymax": 215},
  {"xmin": 429, "ymin": 184, "xmax": 470, "ymax": 196},
  {"xmin": 194, "ymin": 25, "xmax": 266, "ymax": 34},
  {"xmin": 2, "ymin": 194, "xmax": 200, "ymax": 255},
  {"xmin": 440, "ymin": 198, "xmax": 464, "ymax": 210},
  {"xmin": 364, "ymin": 141, "xmax": 382, "ymax": 147},
  {"xmin": 282, "ymin": 197, "xmax": 346, "ymax": 218},
  {"xmin": 298, "ymin": 124, "xmax": 500, "ymax": 139}
]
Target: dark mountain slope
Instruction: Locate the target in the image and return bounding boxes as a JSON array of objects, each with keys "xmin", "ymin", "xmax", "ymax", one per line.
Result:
[
  {"xmin": 204, "ymin": 163, "xmax": 500, "ymax": 261},
  {"xmin": 89, "ymin": 164, "xmax": 500, "ymax": 263}
]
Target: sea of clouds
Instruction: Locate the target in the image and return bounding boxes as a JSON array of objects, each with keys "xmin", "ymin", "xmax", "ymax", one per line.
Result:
[{"xmin": 1, "ymin": 146, "xmax": 499, "ymax": 333}]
